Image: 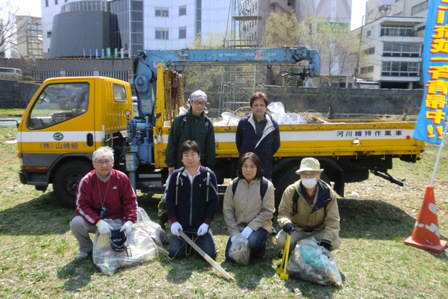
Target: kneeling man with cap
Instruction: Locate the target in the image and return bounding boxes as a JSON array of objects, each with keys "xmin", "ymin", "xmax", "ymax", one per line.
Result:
[{"xmin": 276, "ymin": 157, "xmax": 341, "ymax": 252}]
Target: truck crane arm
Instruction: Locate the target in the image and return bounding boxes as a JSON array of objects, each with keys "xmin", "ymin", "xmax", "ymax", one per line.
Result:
[{"xmin": 133, "ymin": 47, "xmax": 320, "ymax": 118}]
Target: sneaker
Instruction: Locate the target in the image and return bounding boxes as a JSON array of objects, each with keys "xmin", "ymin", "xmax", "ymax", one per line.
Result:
[{"xmin": 75, "ymin": 251, "xmax": 89, "ymax": 261}]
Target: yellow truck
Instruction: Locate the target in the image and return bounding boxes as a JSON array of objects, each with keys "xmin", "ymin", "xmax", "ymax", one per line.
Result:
[{"xmin": 17, "ymin": 48, "xmax": 424, "ymax": 208}]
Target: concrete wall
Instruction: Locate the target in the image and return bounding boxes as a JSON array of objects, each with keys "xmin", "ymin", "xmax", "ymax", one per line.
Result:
[
  {"xmin": 1, "ymin": 79, "xmax": 423, "ymax": 118},
  {"xmin": 0, "ymin": 80, "xmax": 40, "ymax": 108},
  {"xmin": 264, "ymin": 86, "xmax": 423, "ymax": 117}
]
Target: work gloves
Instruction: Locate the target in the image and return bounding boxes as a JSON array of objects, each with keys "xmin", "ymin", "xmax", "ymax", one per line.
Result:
[
  {"xmin": 120, "ymin": 221, "xmax": 133, "ymax": 235},
  {"xmin": 170, "ymin": 222, "xmax": 183, "ymax": 237},
  {"xmin": 241, "ymin": 226, "xmax": 253, "ymax": 239},
  {"xmin": 319, "ymin": 239, "xmax": 332, "ymax": 251},
  {"xmin": 96, "ymin": 219, "xmax": 112, "ymax": 235},
  {"xmin": 283, "ymin": 223, "xmax": 295, "ymax": 235},
  {"xmin": 197, "ymin": 223, "xmax": 209, "ymax": 236}
]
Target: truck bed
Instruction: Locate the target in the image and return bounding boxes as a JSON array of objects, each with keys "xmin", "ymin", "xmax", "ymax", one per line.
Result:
[{"xmin": 154, "ymin": 119, "xmax": 424, "ymax": 167}]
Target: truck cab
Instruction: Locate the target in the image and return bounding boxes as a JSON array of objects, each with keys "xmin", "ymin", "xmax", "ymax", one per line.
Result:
[{"xmin": 17, "ymin": 76, "xmax": 133, "ymax": 207}]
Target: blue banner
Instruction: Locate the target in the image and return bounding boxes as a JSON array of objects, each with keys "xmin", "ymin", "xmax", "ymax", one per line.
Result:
[{"xmin": 413, "ymin": 0, "xmax": 448, "ymax": 144}]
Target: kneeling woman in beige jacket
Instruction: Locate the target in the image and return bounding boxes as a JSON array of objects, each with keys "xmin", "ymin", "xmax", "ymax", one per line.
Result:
[{"xmin": 223, "ymin": 152, "xmax": 275, "ymax": 263}]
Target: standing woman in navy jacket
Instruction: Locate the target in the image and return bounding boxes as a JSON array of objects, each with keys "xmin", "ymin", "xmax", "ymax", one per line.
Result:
[{"xmin": 236, "ymin": 91, "xmax": 280, "ymax": 181}]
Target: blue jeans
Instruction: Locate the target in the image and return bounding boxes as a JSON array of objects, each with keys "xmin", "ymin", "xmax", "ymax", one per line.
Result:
[
  {"xmin": 169, "ymin": 231, "xmax": 216, "ymax": 259},
  {"xmin": 225, "ymin": 228, "xmax": 268, "ymax": 260}
]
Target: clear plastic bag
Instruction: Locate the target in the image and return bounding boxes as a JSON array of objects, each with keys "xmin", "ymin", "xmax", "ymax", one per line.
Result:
[
  {"xmin": 92, "ymin": 208, "xmax": 163, "ymax": 275},
  {"xmin": 268, "ymin": 102, "xmax": 307, "ymax": 124},
  {"xmin": 228, "ymin": 233, "xmax": 250, "ymax": 265},
  {"xmin": 287, "ymin": 237, "xmax": 342, "ymax": 286},
  {"xmin": 134, "ymin": 207, "xmax": 168, "ymax": 247},
  {"xmin": 213, "ymin": 111, "xmax": 240, "ymax": 126}
]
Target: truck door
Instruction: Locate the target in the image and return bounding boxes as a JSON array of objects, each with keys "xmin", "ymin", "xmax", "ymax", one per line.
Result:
[
  {"xmin": 20, "ymin": 81, "xmax": 96, "ymax": 153},
  {"xmin": 17, "ymin": 79, "xmax": 97, "ymax": 208}
]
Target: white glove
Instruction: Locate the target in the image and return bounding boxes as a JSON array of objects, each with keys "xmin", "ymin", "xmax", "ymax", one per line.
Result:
[
  {"xmin": 197, "ymin": 223, "xmax": 209, "ymax": 236},
  {"xmin": 170, "ymin": 222, "xmax": 183, "ymax": 237},
  {"xmin": 120, "ymin": 221, "xmax": 133, "ymax": 234},
  {"xmin": 241, "ymin": 226, "xmax": 253, "ymax": 239},
  {"xmin": 96, "ymin": 219, "xmax": 111, "ymax": 235},
  {"xmin": 230, "ymin": 235, "xmax": 237, "ymax": 243}
]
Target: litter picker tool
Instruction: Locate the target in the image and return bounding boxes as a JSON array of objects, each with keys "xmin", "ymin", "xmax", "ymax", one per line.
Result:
[
  {"xmin": 179, "ymin": 231, "xmax": 235, "ymax": 282},
  {"xmin": 276, "ymin": 233, "xmax": 291, "ymax": 280}
]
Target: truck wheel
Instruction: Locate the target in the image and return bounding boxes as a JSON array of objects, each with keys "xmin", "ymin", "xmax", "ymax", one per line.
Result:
[
  {"xmin": 274, "ymin": 167, "xmax": 298, "ymax": 209},
  {"xmin": 53, "ymin": 161, "xmax": 92, "ymax": 209}
]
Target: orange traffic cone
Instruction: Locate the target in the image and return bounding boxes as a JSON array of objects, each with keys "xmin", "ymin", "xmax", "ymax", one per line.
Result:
[{"xmin": 404, "ymin": 186, "xmax": 447, "ymax": 253}]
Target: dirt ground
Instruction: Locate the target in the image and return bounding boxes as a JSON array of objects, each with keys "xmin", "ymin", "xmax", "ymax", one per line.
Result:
[{"xmin": 343, "ymin": 169, "xmax": 448, "ymax": 224}]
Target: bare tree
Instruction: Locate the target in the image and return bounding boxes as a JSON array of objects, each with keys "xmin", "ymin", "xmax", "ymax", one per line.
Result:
[
  {"xmin": 264, "ymin": 12, "xmax": 301, "ymax": 47},
  {"xmin": 0, "ymin": 0, "xmax": 33, "ymax": 57}
]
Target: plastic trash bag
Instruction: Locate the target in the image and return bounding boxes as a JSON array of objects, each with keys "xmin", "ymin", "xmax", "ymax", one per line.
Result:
[
  {"xmin": 213, "ymin": 111, "xmax": 240, "ymax": 126},
  {"xmin": 268, "ymin": 102, "xmax": 307, "ymax": 125},
  {"xmin": 92, "ymin": 209, "xmax": 162, "ymax": 275},
  {"xmin": 134, "ymin": 207, "xmax": 168, "ymax": 247},
  {"xmin": 228, "ymin": 233, "xmax": 250, "ymax": 265},
  {"xmin": 287, "ymin": 237, "xmax": 342, "ymax": 286}
]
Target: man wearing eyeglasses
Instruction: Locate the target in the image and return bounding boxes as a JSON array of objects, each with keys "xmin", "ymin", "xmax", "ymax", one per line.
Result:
[
  {"xmin": 70, "ymin": 146, "xmax": 138, "ymax": 260},
  {"xmin": 159, "ymin": 90, "xmax": 216, "ymax": 229},
  {"xmin": 165, "ymin": 89, "xmax": 215, "ymax": 173}
]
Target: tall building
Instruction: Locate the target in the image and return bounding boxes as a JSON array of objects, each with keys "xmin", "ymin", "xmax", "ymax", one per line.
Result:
[
  {"xmin": 49, "ymin": 0, "xmax": 112, "ymax": 58},
  {"xmin": 356, "ymin": 0, "xmax": 427, "ymax": 89},
  {"xmin": 41, "ymin": 0, "xmax": 231, "ymax": 58}
]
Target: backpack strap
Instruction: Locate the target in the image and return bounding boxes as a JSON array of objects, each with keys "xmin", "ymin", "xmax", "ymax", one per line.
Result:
[
  {"xmin": 231, "ymin": 177, "xmax": 268, "ymax": 201},
  {"xmin": 175, "ymin": 167, "xmax": 184, "ymax": 206},
  {"xmin": 231, "ymin": 177, "xmax": 240, "ymax": 195},
  {"xmin": 293, "ymin": 188, "xmax": 300, "ymax": 213},
  {"xmin": 180, "ymin": 115, "xmax": 187, "ymax": 134},
  {"xmin": 205, "ymin": 167, "xmax": 210, "ymax": 202},
  {"xmin": 180, "ymin": 115, "xmax": 210, "ymax": 134},
  {"xmin": 260, "ymin": 177, "xmax": 268, "ymax": 199},
  {"xmin": 204, "ymin": 167, "xmax": 218, "ymax": 202}
]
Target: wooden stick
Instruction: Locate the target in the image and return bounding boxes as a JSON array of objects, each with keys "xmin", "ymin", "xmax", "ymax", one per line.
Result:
[{"xmin": 179, "ymin": 231, "xmax": 235, "ymax": 282}]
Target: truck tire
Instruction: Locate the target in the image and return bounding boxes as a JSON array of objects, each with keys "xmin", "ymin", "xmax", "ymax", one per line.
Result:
[
  {"xmin": 274, "ymin": 167, "xmax": 298, "ymax": 209},
  {"xmin": 53, "ymin": 161, "xmax": 92, "ymax": 209}
]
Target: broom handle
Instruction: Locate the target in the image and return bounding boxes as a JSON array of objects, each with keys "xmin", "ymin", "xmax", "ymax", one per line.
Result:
[{"xmin": 179, "ymin": 231, "xmax": 236, "ymax": 282}]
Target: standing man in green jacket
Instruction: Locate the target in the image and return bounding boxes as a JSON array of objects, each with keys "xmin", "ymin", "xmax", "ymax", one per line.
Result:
[
  {"xmin": 158, "ymin": 90, "xmax": 216, "ymax": 229},
  {"xmin": 165, "ymin": 90, "xmax": 215, "ymax": 172}
]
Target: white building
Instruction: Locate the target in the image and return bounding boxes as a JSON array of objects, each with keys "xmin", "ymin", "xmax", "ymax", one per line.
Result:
[
  {"xmin": 144, "ymin": 1, "xmax": 230, "ymax": 50},
  {"xmin": 356, "ymin": 0, "xmax": 427, "ymax": 89}
]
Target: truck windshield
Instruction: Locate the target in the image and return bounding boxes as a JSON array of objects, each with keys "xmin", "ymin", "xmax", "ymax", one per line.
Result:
[{"xmin": 27, "ymin": 83, "xmax": 89, "ymax": 130}]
